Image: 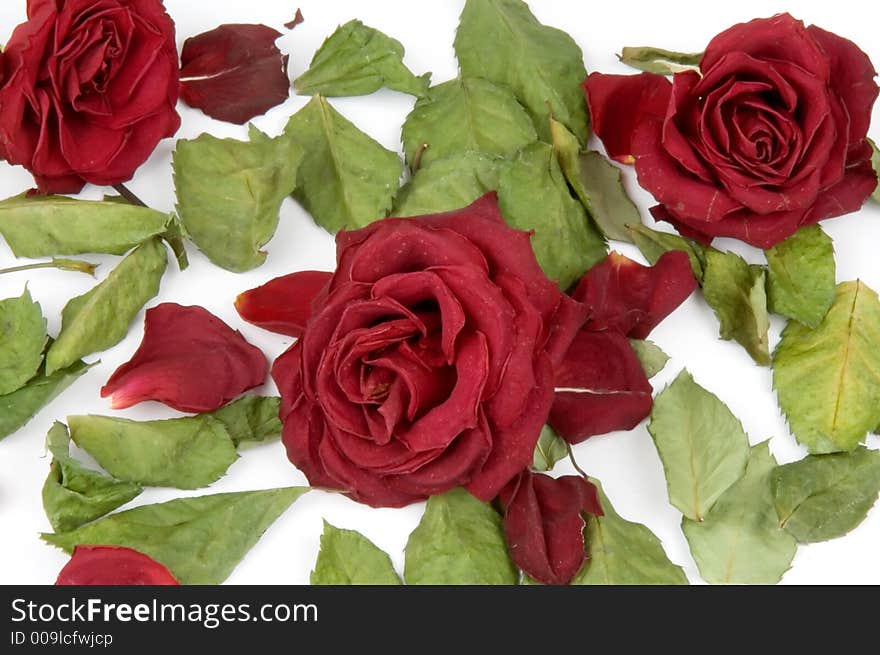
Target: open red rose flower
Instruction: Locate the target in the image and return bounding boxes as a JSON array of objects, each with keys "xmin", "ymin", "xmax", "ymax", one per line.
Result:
[
  {"xmin": 239, "ymin": 194, "xmax": 696, "ymax": 508},
  {"xmin": 585, "ymin": 14, "xmax": 879, "ymax": 247},
  {"xmin": 0, "ymin": 0, "xmax": 181, "ymax": 194},
  {"xmin": 56, "ymin": 545, "xmax": 179, "ymax": 585}
]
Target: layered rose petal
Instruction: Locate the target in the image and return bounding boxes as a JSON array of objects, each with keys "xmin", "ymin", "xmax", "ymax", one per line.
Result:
[
  {"xmin": 235, "ymin": 271, "xmax": 332, "ymax": 337},
  {"xmin": 56, "ymin": 546, "xmax": 179, "ymax": 585},
  {"xmin": 101, "ymin": 303, "xmax": 268, "ymax": 413},
  {"xmin": 500, "ymin": 472, "xmax": 602, "ymax": 585}
]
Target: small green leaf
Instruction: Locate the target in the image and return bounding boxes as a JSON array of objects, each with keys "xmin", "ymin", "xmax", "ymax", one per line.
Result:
[
  {"xmin": 628, "ymin": 224, "xmax": 708, "ymax": 282},
  {"xmin": 42, "ymin": 487, "xmax": 310, "ymax": 585},
  {"xmin": 208, "ymin": 396, "xmax": 282, "ymax": 446},
  {"xmin": 401, "ymin": 77, "xmax": 536, "ymax": 168},
  {"xmin": 173, "ymin": 127, "xmax": 301, "ymax": 273},
  {"xmin": 294, "ymin": 20, "xmax": 429, "ymax": 98},
  {"xmin": 42, "ymin": 422, "xmax": 142, "ymax": 533},
  {"xmin": 682, "ymin": 442, "xmax": 797, "ymax": 585},
  {"xmin": 869, "ymin": 138, "xmax": 879, "ymax": 203},
  {"xmin": 702, "ymin": 250, "xmax": 770, "ymax": 366},
  {"xmin": 628, "ymin": 339, "xmax": 669, "ymax": 379},
  {"xmin": 68, "ymin": 415, "xmax": 239, "ymax": 490},
  {"xmin": 773, "ymin": 281, "xmax": 880, "ymax": 453},
  {"xmin": 765, "ymin": 225, "xmax": 835, "ymax": 328},
  {"xmin": 0, "ymin": 288, "xmax": 47, "ymax": 395},
  {"xmin": 392, "ymin": 152, "xmax": 503, "ymax": 217},
  {"xmin": 573, "ymin": 480, "xmax": 687, "ymax": 585},
  {"xmin": 618, "ymin": 46, "xmax": 702, "ymax": 75},
  {"xmin": 498, "ymin": 142, "xmax": 607, "ymax": 289},
  {"xmin": 648, "ymin": 370, "xmax": 750, "ymax": 521},
  {"xmin": 404, "ymin": 488, "xmax": 517, "ymax": 585},
  {"xmin": 285, "ymin": 96, "xmax": 403, "ymax": 232},
  {"xmin": 311, "ymin": 521, "xmax": 401, "ymax": 585},
  {"xmin": 455, "ymin": 0, "xmax": 589, "ymax": 143},
  {"xmin": 45, "ymin": 237, "xmax": 166, "ymax": 375},
  {"xmin": 532, "ymin": 425, "xmax": 568, "ymax": 472},
  {"xmin": 771, "ymin": 447, "xmax": 880, "ymax": 543},
  {"xmin": 0, "ymin": 193, "xmax": 171, "ymax": 258}
]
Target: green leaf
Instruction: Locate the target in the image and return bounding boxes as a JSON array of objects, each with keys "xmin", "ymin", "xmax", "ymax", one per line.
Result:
[
  {"xmin": 0, "ymin": 288, "xmax": 47, "ymax": 395},
  {"xmin": 401, "ymin": 77, "xmax": 536, "ymax": 168},
  {"xmin": 68, "ymin": 415, "xmax": 239, "ymax": 490},
  {"xmin": 773, "ymin": 281, "xmax": 880, "ymax": 453},
  {"xmin": 771, "ymin": 447, "xmax": 880, "ymax": 543},
  {"xmin": 618, "ymin": 46, "xmax": 702, "ymax": 75},
  {"xmin": 648, "ymin": 370, "xmax": 750, "ymax": 521},
  {"xmin": 294, "ymin": 20, "xmax": 429, "ymax": 98},
  {"xmin": 455, "ymin": 0, "xmax": 589, "ymax": 143},
  {"xmin": 42, "ymin": 422, "xmax": 142, "ymax": 533},
  {"xmin": 42, "ymin": 487, "xmax": 309, "ymax": 585},
  {"xmin": 628, "ymin": 339, "xmax": 669, "ymax": 379},
  {"xmin": 285, "ymin": 95, "xmax": 403, "ymax": 232},
  {"xmin": 532, "ymin": 425, "xmax": 568, "ymax": 472},
  {"xmin": 870, "ymin": 138, "xmax": 880, "ymax": 203},
  {"xmin": 765, "ymin": 225, "xmax": 835, "ymax": 328},
  {"xmin": 498, "ymin": 142, "xmax": 607, "ymax": 289},
  {"xmin": 682, "ymin": 442, "xmax": 797, "ymax": 585},
  {"xmin": 208, "ymin": 396, "xmax": 282, "ymax": 446},
  {"xmin": 404, "ymin": 487, "xmax": 517, "ymax": 584},
  {"xmin": 392, "ymin": 152, "xmax": 503, "ymax": 217},
  {"xmin": 45, "ymin": 237, "xmax": 166, "ymax": 375},
  {"xmin": 702, "ymin": 249, "xmax": 770, "ymax": 366},
  {"xmin": 160, "ymin": 214, "xmax": 189, "ymax": 271},
  {"xmin": 0, "ymin": 358, "xmax": 93, "ymax": 441},
  {"xmin": 573, "ymin": 480, "xmax": 687, "ymax": 585},
  {"xmin": 628, "ymin": 224, "xmax": 708, "ymax": 282},
  {"xmin": 173, "ymin": 127, "xmax": 301, "ymax": 273},
  {"xmin": 311, "ymin": 521, "xmax": 401, "ymax": 585},
  {"xmin": 0, "ymin": 193, "xmax": 170, "ymax": 258}
]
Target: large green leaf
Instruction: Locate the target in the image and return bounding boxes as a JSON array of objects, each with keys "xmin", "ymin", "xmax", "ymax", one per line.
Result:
[
  {"xmin": 532, "ymin": 425, "xmax": 568, "ymax": 472},
  {"xmin": 294, "ymin": 20, "xmax": 429, "ymax": 98},
  {"xmin": 628, "ymin": 224, "xmax": 708, "ymax": 282},
  {"xmin": 208, "ymin": 396, "xmax": 281, "ymax": 446},
  {"xmin": 42, "ymin": 487, "xmax": 309, "ymax": 585},
  {"xmin": 573, "ymin": 481, "xmax": 687, "ymax": 585},
  {"xmin": 0, "ymin": 193, "xmax": 170, "ymax": 258},
  {"xmin": 498, "ymin": 142, "xmax": 606, "ymax": 289},
  {"xmin": 404, "ymin": 488, "xmax": 517, "ymax": 584},
  {"xmin": 771, "ymin": 447, "xmax": 880, "ymax": 543},
  {"xmin": 173, "ymin": 126, "xmax": 301, "ymax": 273},
  {"xmin": 648, "ymin": 370, "xmax": 750, "ymax": 521},
  {"xmin": 682, "ymin": 442, "xmax": 797, "ymax": 584},
  {"xmin": 702, "ymin": 249, "xmax": 770, "ymax": 366},
  {"xmin": 45, "ymin": 238, "xmax": 166, "ymax": 375},
  {"xmin": 392, "ymin": 152, "xmax": 503, "ymax": 217},
  {"xmin": 765, "ymin": 225, "xmax": 835, "ymax": 328},
  {"xmin": 401, "ymin": 77, "xmax": 536, "ymax": 168},
  {"xmin": 454, "ymin": 0, "xmax": 589, "ymax": 143},
  {"xmin": 0, "ymin": 288, "xmax": 47, "ymax": 395},
  {"xmin": 773, "ymin": 281, "xmax": 880, "ymax": 453},
  {"xmin": 68, "ymin": 415, "xmax": 239, "ymax": 490},
  {"xmin": 285, "ymin": 96, "xmax": 403, "ymax": 232},
  {"xmin": 311, "ymin": 521, "xmax": 401, "ymax": 585},
  {"xmin": 618, "ymin": 46, "xmax": 702, "ymax": 75},
  {"xmin": 42, "ymin": 422, "xmax": 142, "ymax": 533},
  {"xmin": 628, "ymin": 339, "xmax": 669, "ymax": 379}
]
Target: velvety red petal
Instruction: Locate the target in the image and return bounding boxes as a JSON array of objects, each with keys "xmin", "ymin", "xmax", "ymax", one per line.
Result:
[
  {"xmin": 56, "ymin": 546, "xmax": 178, "ymax": 585},
  {"xmin": 235, "ymin": 271, "xmax": 333, "ymax": 337},
  {"xmin": 583, "ymin": 72, "xmax": 672, "ymax": 164}
]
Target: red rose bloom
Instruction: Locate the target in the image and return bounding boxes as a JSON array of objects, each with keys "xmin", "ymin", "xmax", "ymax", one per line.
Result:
[
  {"xmin": 0, "ymin": 0, "xmax": 181, "ymax": 194},
  {"xmin": 584, "ymin": 14, "xmax": 879, "ymax": 247}
]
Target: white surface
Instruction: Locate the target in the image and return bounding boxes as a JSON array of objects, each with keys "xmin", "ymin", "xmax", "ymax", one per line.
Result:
[{"xmin": 1, "ymin": 0, "xmax": 879, "ymax": 585}]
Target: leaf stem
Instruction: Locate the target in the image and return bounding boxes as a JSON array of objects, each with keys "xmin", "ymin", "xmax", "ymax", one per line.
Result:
[
  {"xmin": 0, "ymin": 258, "xmax": 97, "ymax": 277},
  {"xmin": 112, "ymin": 183, "xmax": 147, "ymax": 207},
  {"xmin": 566, "ymin": 443, "xmax": 590, "ymax": 480}
]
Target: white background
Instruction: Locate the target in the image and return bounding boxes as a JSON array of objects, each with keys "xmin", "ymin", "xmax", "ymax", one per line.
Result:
[{"xmin": 1, "ymin": 0, "xmax": 879, "ymax": 585}]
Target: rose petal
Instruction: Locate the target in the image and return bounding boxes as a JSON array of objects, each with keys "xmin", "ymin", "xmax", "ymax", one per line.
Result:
[
  {"xmin": 284, "ymin": 9, "xmax": 305, "ymax": 31},
  {"xmin": 235, "ymin": 271, "xmax": 333, "ymax": 337},
  {"xmin": 56, "ymin": 545, "xmax": 179, "ymax": 585}
]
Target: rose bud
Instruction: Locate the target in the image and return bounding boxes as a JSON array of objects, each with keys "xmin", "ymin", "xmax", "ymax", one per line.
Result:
[{"xmin": 56, "ymin": 545, "xmax": 179, "ymax": 585}]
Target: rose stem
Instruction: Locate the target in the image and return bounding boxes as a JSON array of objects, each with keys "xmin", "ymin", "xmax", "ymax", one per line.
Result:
[
  {"xmin": 0, "ymin": 258, "xmax": 97, "ymax": 276},
  {"xmin": 112, "ymin": 183, "xmax": 148, "ymax": 207},
  {"xmin": 565, "ymin": 443, "xmax": 590, "ymax": 480}
]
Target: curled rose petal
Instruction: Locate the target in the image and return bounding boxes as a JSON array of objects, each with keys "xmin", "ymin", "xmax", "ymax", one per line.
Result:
[
  {"xmin": 102, "ymin": 303, "xmax": 268, "ymax": 413},
  {"xmin": 500, "ymin": 471, "xmax": 602, "ymax": 585},
  {"xmin": 235, "ymin": 271, "xmax": 333, "ymax": 337},
  {"xmin": 56, "ymin": 546, "xmax": 179, "ymax": 585},
  {"xmin": 285, "ymin": 9, "xmax": 305, "ymax": 30},
  {"xmin": 571, "ymin": 251, "xmax": 697, "ymax": 339},
  {"xmin": 180, "ymin": 24, "xmax": 290, "ymax": 124}
]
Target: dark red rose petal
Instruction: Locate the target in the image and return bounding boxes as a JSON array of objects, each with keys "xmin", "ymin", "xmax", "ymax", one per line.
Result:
[
  {"xmin": 500, "ymin": 472, "xmax": 602, "ymax": 585},
  {"xmin": 56, "ymin": 546, "xmax": 179, "ymax": 586},
  {"xmin": 571, "ymin": 251, "xmax": 697, "ymax": 339},
  {"xmin": 180, "ymin": 24, "xmax": 290, "ymax": 124},
  {"xmin": 101, "ymin": 303, "xmax": 268, "ymax": 413},
  {"xmin": 284, "ymin": 9, "xmax": 305, "ymax": 30},
  {"xmin": 235, "ymin": 271, "xmax": 332, "ymax": 337},
  {"xmin": 583, "ymin": 72, "xmax": 672, "ymax": 164},
  {"xmin": 549, "ymin": 331, "xmax": 653, "ymax": 444}
]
